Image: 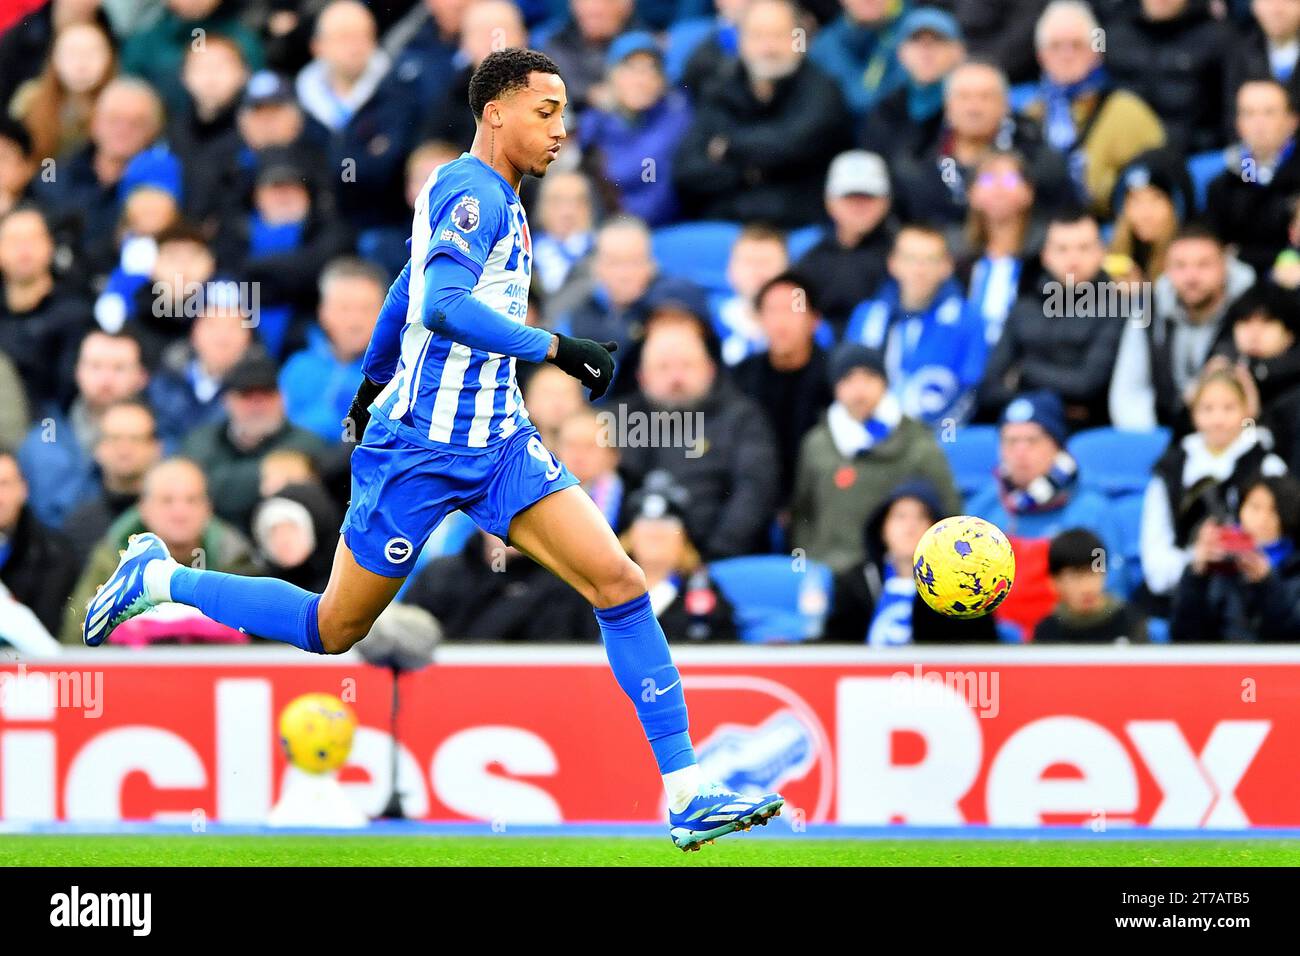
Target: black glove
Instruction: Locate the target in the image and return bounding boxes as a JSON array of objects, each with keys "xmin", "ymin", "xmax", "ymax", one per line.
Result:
[
  {"xmin": 548, "ymin": 333, "xmax": 618, "ymax": 400},
  {"xmin": 344, "ymin": 376, "xmax": 386, "ymax": 443}
]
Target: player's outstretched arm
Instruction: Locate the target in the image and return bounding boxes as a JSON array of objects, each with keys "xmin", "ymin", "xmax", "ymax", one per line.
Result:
[{"xmin": 422, "ymin": 253, "xmax": 617, "ymax": 398}]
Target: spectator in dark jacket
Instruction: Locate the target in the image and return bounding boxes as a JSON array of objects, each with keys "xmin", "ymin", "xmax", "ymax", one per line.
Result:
[
  {"xmin": 404, "ymin": 530, "xmax": 597, "ymax": 641},
  {"xmin": 1206, "ymin": 78, "xmax": 1300, "ymax": 275},
  {"xmin": 618, "ymin": 474, "xmax": 738, "ymax": 641},
  {"xmin": 733, "ymin": 271, "xmax": 834, "ymax": 510},
  {"xmin": 824, "ymin": 478, "xmax": 999, "ymax": 642},
  {"xmin": 0, "ymin": 449, "xmax": 80, "ymax": 635},
  {"xmin": 61, "ymin": 399, "xmax": 163, "ymax": 565},
  {"xmin": 543, "ymin": 0, "xmax": 642, "ymax": 112},
  {"xmin": 1171, "ymin": 474, "xmax": 1300, "ymax": 641},
  {"xmin": 673, "ymin": 0, "xmax": 853, "ymax": 227},
  {"xmin": 18, "ymin": 327, "xmax": 150, "ymax": 529},
  {"xmin": 232, "ymin": 71, "xmax": 336, "ymax": 219},
  {"xmin": 0, "ymin": 205, "xmax": 89, "ymax": 416},
  {"xmin": 146, "ymin": 293, "xmax": 260, "ymax": 447},
  {"xmin": 937, "ymin": 0, "xmax": 1049, "ymax": 84},
  {"xmin": 295, "ymin": 0, "xmax": 421, "ymax": 232},
  {"xmin": 619, "ymin": 310, "xmax": 780, "ymax": 559},
  {"xmin": 861, "ymin": 7, "xmax": 966, "ymax": 162},
  {"xmin": 808, "ymin": 0, "xmax": 908, "ymax": 117},
  {"xmin": 1104, "ymin": 0, "xmax": 1229, "ymax": 155},
  {"xmin": 1225, "ymin": 0, "xmax": 1300, "ymax": 135},
  {"xmin": 1033, "ymin": 527, "xmax": 1147, "ymax": 642},
  {"xmin": 893, "ymin": 60, "xmax": 1074, "ymax": 226},
  {"xmin": 169, "ymin": 35, "xmax": 250, "ymax": 237},
  {"xmin": 181, "ymin": 354, "xmax": 327, "ymax": 532},
  {"xmin": 579, "ymin": 32, "xmax": 693, "ymax": 227},
  {"xmin": 977, "ymin": 209, "xmax": 1126, "ymax": 430},
  {"xmin": 793, "ymin": 150, "xmax": 895, "ymax": 329}
]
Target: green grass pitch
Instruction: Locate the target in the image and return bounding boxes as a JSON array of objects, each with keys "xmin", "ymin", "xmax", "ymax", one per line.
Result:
[{"xmin": 2, "ymin": 836, "xmax": 1298, "ymax": 867}]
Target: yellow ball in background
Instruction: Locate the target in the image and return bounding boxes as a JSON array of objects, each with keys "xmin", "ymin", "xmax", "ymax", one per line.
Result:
[
  {"xmin": 912, "ymin": 515, "xmax": 1016, "ymax": 619},
  {"xmin": 279, "ymin": 692, "xmax": 357, "ymax": 774}
]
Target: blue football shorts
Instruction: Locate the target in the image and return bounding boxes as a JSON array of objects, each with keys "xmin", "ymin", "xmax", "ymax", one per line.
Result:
[{"xmin": 340, "ymin": 416, "xmax": 580, "ymax": 577}]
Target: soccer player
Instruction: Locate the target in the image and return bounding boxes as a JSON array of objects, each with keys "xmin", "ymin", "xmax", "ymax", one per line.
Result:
[{"xmin": 81, "ymin": 49, "xmax": 782, "ymax": 850}]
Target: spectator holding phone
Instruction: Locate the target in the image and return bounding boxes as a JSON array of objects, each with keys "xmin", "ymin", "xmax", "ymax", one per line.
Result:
[
  {"xmin": 1140, "ymin": 360, "xmax": 1289, "ymax": 606},
  {"xmin": 1171, "ymin": 475, "xmax": 1300, "ymax": 641}
]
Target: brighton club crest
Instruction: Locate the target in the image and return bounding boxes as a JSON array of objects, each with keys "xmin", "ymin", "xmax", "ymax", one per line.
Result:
[{"xmin": 451, "ymin": 195, "xmax": 481, "ymax": 233}]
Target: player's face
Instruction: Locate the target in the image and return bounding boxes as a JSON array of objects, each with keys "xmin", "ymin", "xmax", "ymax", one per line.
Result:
[{"xmin": 500, "ymin": 72, "xmax": 568, "ymax": 178}]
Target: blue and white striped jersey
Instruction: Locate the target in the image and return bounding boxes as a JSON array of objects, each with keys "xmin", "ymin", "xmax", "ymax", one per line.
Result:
[{"xmin": 373, "ymin": 153, "xmax": 534, "ymax": 453}]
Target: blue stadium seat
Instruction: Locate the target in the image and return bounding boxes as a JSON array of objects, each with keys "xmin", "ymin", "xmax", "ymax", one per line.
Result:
[
  {"xmin": 708, "ymin": 555, "xmax": 833, "ymax": 643},
  {"xmin": 663, "ymin": 17, "xmax": 716, "ymax": 83},
  {"xmin": 941, "ymin": 424, "xmax": 1001, "ymax": 501},
  {"xmin": 787, "ymin": 224, "xmax": 826, "ymax": 262},
  {"xmin": 651, "ymin": 221, "xmax": 742, "ymax": 293},
  {"xmin": 1068, "ymin": 427, "xmax": 1171, "ymax": 497},
  {"xmin": 1186, "ymin": 150, "xmax": 1225, "ymax": 212},
  {"xmin": 1110, "ymin": 492, "xmax": 1147, "ymax": 597}
]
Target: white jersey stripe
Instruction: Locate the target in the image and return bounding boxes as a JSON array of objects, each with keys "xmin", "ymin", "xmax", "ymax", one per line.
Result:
[
  {"xmin": 468, "ymin": 354, "xmax": 503, "ymax": 447},
  {"xmin": 428, "ymin": 343, "xmax": 473, "ymax": 442}
]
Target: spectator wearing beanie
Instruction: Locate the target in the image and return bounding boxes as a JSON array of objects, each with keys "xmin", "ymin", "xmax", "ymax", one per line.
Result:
[
  {"xmin": 824, "ymin": 478, "xmax": 998, "ymax": 643},
  {"xmin": 791, "ymin": 343, "xmax": 960, "ymax": 573},
  {"xmin": 793, "ymin": 150, "xmax": 896, "ymax": 330},
  {"xmin": 1170, "ymin": 474, "xmax": 1300, "ymax": 641},
  {"xmin": 967, "ymin": 391, "xmax": 1125, "ymax": 640},
  {"xmin": 1033, "ymin": 527, "xmax": 1147, "ymax": 643},
  {"xmin": 1108, "ymin": 224, "xmax": 1256, "ymax": 433},
  {"xmin": 1106, "ymin": 148, "xmax": 1196, "ymax": 283},
  {"xmin": 578, "ymin": 32, "xmax": 692, "ymax": 228},
  {"xmin": 1021, "ymin": 0, "xmax": 1165, "ymax": 219},
  {"xmin": 1206, "ymin": 77, "xmax": 1300, "ymax": 275},
  {"xmin": 977, "ymin": 209, "xmax": 1126, "ymax": 431},
  {"xmin": 617, "ymin": 474, "xmax": 738, "ymax": 642},
  {"xmin": 861, "ymin": 8, "xmax": 967, "ymax": 163},
  {"xmin": 673, "ymin": 0, "xmax": 852, "ymax": 228},
  {"xmin": 1214, "ymin": 282, "xmax": 1300, "ymax": 469}
]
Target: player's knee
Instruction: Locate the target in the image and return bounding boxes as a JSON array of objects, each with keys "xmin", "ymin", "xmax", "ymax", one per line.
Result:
[
  {"xmin": 592, "ymin": 557, "xmax": 646, "ymax": 608},
  {"xmin": 316, "ymin": 608, "xmax": 376, "ymax": 655}
]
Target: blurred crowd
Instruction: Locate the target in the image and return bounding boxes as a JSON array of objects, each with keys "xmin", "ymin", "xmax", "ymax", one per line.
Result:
[{"xmin": 2, "ymin": 0, "xmax": 1300, "ymax": 651}]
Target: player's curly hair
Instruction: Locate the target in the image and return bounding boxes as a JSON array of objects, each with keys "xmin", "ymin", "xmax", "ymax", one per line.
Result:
[{"xmin": 468, "ymin": 48, "xmax": 561, "ymax": 119}]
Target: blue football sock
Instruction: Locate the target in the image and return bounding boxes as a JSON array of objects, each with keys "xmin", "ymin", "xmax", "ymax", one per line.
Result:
[
  {"xmin": 168, "ymin": 567, "xmax": 325, "ymax": 654},
  {"xmin": 594, "ymin": 592, "xmax": 697, "ymax": 774}
]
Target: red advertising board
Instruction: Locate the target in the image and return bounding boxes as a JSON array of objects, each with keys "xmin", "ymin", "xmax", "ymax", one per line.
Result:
[{"xmin": 1, "ymin": 647, "xmax": 1296, "ymax": 827}]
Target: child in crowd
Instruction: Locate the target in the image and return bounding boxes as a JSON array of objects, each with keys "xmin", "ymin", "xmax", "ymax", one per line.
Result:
[{"xmin": 1034, "ymin": 528, "xmax": 1147, "ymax": 643}]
